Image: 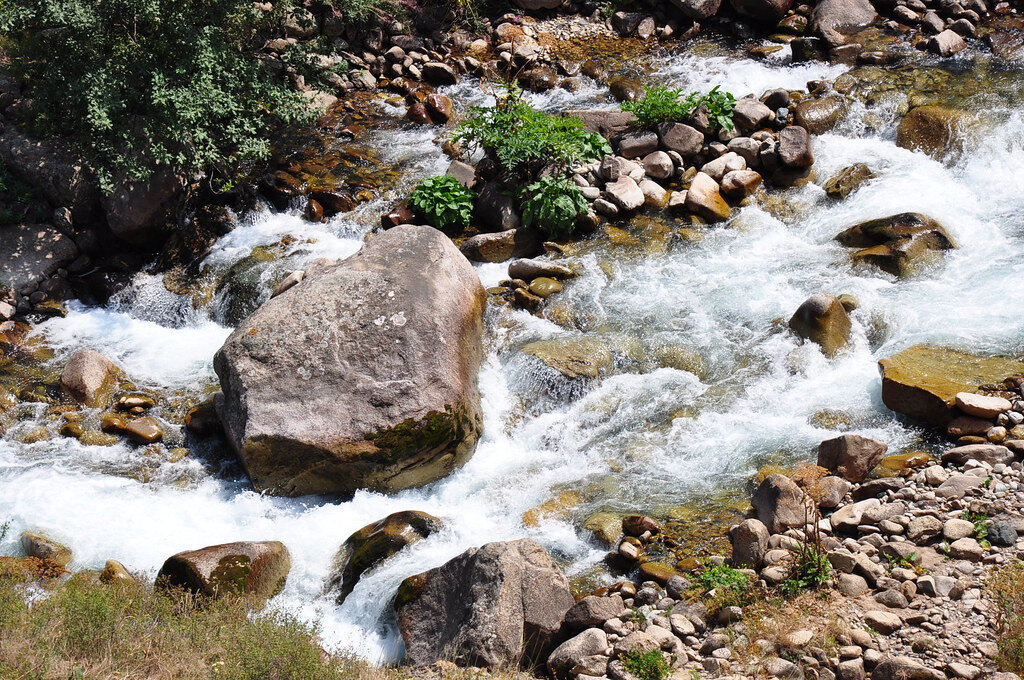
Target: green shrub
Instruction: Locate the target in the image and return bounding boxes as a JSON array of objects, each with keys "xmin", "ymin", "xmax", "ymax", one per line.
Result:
[
  {"xmin": 780, "ymin": 543, "xmax": 832, "ymax": 595},
  {"xmin": 621, "ymin": 85, "xmax": 737, "ymax": 131},
  {"xmin": 408, "ymin": 174, "xmax": 476, "ymax": 231},
  {"xmin": 697, "ymin": 563, "xmax": 750, "ymax": 592},
  {"xmin": 620, "ymin": 649, "xmax": 671, "ymax": 680},
  {"xmin": 518, "ymin": 176, "xmax": 589, "ymax": 239},
  {"xmin": 454, "ymin": 89, "xmax": 611, "ymax": 176},
  {"xmin": 0, "ymin": 0, "xmax": 318, "ymax": 193}
]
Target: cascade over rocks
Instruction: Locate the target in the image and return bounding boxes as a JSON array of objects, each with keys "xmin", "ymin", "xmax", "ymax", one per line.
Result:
[
  {"xmin": 157, "ymin": 541, "xmax": 291, "ymax": 600},
  {"xmin": 214, "ymin": 225, "xmax": 486, "ymax": 498},
  {"xmin": 327, "ymin": 510, "xmax": 443, "ymax": 605},
  {"xmin": 835, "ymin": 212, "xmax": 955, "ymax": 277},
  {"xmin": 878, "ymin": 345, "xmax": 1024, "ymax": 426},
  {"xmin": 395, "ymin": 538, "xmax": 575, "ymax": 669}
]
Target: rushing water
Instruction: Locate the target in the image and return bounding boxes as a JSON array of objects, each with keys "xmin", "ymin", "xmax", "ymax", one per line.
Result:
[{"xmin": 2, "ymin": 42, "xmax": 1024, "ymax": 662}]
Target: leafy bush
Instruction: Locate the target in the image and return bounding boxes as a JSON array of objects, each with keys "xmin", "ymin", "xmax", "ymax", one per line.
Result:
[
  {"xmin": 0, "ymin": 572, "xmax": 374, "ymax": 680},
  {"xmin": 519, "ymin": 177, "xmax": 588, "ymax": 239},
  {"xmin": 454, "ymin": 89, "xmax": 611, "ymax": 176},
  {"xmin": 0, "ymin": 0, "xmax": 318, "ymax": 192},
  {"xmin": 621, "ymin": 85, "xmax": 737, "ymax": 131},
  {"xmin": 780, "ymin": 543, "xmax": 832, "ymax": 595},
  {"xmin": 620, "ymin": 649, "xmax": 671, "ymax": 680},
  {"xmin": 408, "ymin": 175, "xmax": 476, "ymax": 231},
  {"xmin": 990, "ymin": 560, "xmax": 1024, "ymax": 672}
]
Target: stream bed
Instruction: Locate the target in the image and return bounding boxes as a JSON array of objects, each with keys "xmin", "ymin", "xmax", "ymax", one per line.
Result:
[{"xmin": 2, "ymin": 38, "xmax": 1024, "ymax": 662}]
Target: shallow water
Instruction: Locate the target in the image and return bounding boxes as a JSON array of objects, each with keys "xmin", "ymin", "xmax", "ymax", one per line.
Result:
[{"xmin": 2, "ymin": 42, "xmax": 1023, "ymax": 662}]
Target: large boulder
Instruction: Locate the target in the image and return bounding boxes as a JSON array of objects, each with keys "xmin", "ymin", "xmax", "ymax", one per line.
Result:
[
  {"xmin": 810, "ymin": 0, "xmax": 878, "ymax": 46},
  {"xmin": 684, "ymin": 172, "xmax": 732, "ymax": 222},
  {"xmin": 788, "ymin": 293, "xmax": 851, "ymax": 357},
  {"xmin": 817, "ymin": 434, "xmax": 888, "ymax": 482},
  {"xmin": 878, "ymin": 345, "xmax": 1024, "ymax": 427},
  {"xmin": 0, "ymin": 124, "xmax": 100, "ymax": 222},
  {"xmin": 896, "ymin": 106, "xmax": 977, "ymax": 161},
  {"xmin": 61, "ymin": 349, "xmax": 124, "ymax": 408},
  {"xmin": 752, "ymin": 474, "xmax": 808, "ymax": 534},
  {"xmin": 101, "ymin": 169, "xmax": 186, "ymax": 248},
  {"xmin": 548, "ymin": 628, "xmax": 610, "ymax": 680},
  {"xmin": 327, "ymin": 510, "xmax": 443, "ymax": 604},
  {"xmin": 0, "ymin": 223, "xmax": 79, "ymax": 292},
  {"xmin": 670, "ymin": 0, "xmax": 723, "ymax": 19},
  {"xmin": 729, "ymin": 519, "xmax": 770, "ymax": 569},
  {"xmin": 157, "ymin": 541, "xmax": 291, "ymax": 600},
  {"xmin": 794, "ymin": 97, "xmax": 849, "ymax": 134},
  {"xmin": 395, "ymin": 538, "xmax": 575, "ymax": 669},
  {"xmin": 836, "ymin": 213, "xmax": 956, "ymax": 277},
  {"xmin": 213, "ymin": 225, "xmax": 486, "ymax": 498},
  {"xmin": 730, "ymin": 0, "xmax": 792, "ymax": 23}
]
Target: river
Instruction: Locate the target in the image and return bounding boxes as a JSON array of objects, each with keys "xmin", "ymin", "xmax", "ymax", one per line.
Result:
[{"xmin": 1, "ymin": 39, "xmax": 1023, "ymax": 662}]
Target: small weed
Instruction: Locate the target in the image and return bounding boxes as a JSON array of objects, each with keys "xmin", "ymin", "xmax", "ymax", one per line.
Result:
[
  {"xmin": 780, "ymin": 543, "xmax": 832, "ymax": 595},
  {"xmin": 697, "ymin": 564, "xmax": 750, "ymax": 592},
  {"xmin": 621, "ymin": 85, "xmax": 737, "ymax": 131},
  {"xmin": 620, "ymin": 649, "xmax": 671, "ymax": 680},
  {"xmin": 626, "ymin": 608, "xmax": 647, "ymax": 625},
  {"xmin": 963, "ymin": 511, "xmax": 991, "ymax": 547}
]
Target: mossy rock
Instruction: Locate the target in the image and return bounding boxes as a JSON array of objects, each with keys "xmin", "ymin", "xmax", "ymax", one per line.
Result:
[
  {"xmin": 824, "ymin": 163, "xmax": 876, "ymax": 200},
  {"xmin": 523, "ymin": 490, "xmax": 584, "ymax": 527},
  {"xmin": 583, "ymin": 511, "xmax": 623, "ymax": 548},
  {"xmin": 837, "ymin": 213, "xmax": 955, "ymax": 277},
  {"xmin": 873, "ymin": 451, "xmax": 931, "ymax": 478},
  {"xmin": 327, "ymin": 510, "xmax": 443, "ymax": 605},
  {"xmin": 157, "ymin": 541, "xmax": 290, "ymax": 601},
  {"xmin": 651, "ymin": 346, "xmax": 707, "ymax": 379},
  {"xmin": 896, "ymin": 105, "xmax": 978, "ymax": 161},
  {"xmin": 878, "ymin": 344, "xmax": 1024, "ymax": 427},
  {"xmin": 521, "ymin": 337, "xmax": 613, "ymax": 380}
]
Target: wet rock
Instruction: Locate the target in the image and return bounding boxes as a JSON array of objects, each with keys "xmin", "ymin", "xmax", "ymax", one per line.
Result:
[
  {"xmin": 623, "ymin": 514, "xmax": 662, "ymax": 536},
  {"xmin": 753, "ymin": 473, "xmax": 808, "ymax": 534},
  {"xmin": 406, "ymin": 102, "xmax": 433, "ymax": 124},
  {"xmin": 730, "ymin": 518, "xmax": 770, "ymax": 568},
  {"xmin": 395, "ymin": 538, "xmax": 574, "ymax": 669},
  {"xmin": 102, "ymin": 169, "xmax": 186, "ymax": 247},
  {"xmin": 157, "ymin": 541, "xmax": 291, "ymax": 600},
  {"xmin": 214, "ymin": 226, "xmax": 486, "ymax": 498},
  {"xmin": 583, "ymin": 512, "xmax": 622, "ymax": 547},
  {"xmin": 609, "ymin": 78, "xmax": 646, "ymax": 103},
  {"xmin": 658, "ymin": 122, "xmax": 704, "ymax": 157},
  {"xmin": 61, "ymin": 349, "xmax": 123, "ymax": 408},
  {"xmin": 424, "ymin": 94, "xmax": 454, "ymax": 124},
  {"xmin": 878, "ymin": 345, "xmax": 1024, "ymax": 427},
  {"xmin": 824, "ymin": 163, "xmax": 875, "ymax": 199},
  {"xmin": 124, "ymin": 417, "xmax": 163, "ymax": 444},
  {"xmin": 778, "ymin": 126, "xmax": 814, "ymax": 168},
  {"xmin": 793, "ymin": 96, "xmax": 849, "ymax": 134},
  {"xmin": 508, "ymin": 258, "xmax": 574, "ymax": 280},
  {"xmin": 422, "ymin": 62, "xmax": 459, "ymax": 86},
  {"xmin": 567, "ymin": 110, "xmax": 637, "ymax": 137},
  {"xmin": 548, "ymin": 628, "xmax": 610, "ymax": 680},
  {"xmin": 529, "ymin": 278, "xmax": 563, "ymax": 298},
  {"xmin": 810, "ymin": 0, "xmax": 878, "ymax": 46},
  {"xmin": 520, "ymin": 67, "xmax": 559, "ymax": 93},
  {"xmin": 461, "ymin": 228, "xmax": 542, "ymax": 263},
  {"xmin": 788, "ymin": 293, "xmax": 852, "ymax": 357},
  {"xmin": 0, "ymin": 224, "xmax": 79, "ymax": 292},
  {"xmin": 837, "ymin": 212, "xmax": 955, "ymax": 277},
  {"xmin": 20, "ymin": 531, "xmax": 73, "ymax": 567},
  {"xmin": 896, "ymin": 106, "xmax": 976, "ymax": 160},
  {"xmin": 328, "ymin": 510, "xmax": 443, "ymax": 605},
  {"xmin": 521, "ymin": 337, "xmax": 612, "ymax": 380},
  {"xmin": 817, "ymin": 434, "xmax": 888, "ymax": 482},
  {"xmin": 684, "ymin": 172, "xmax": 732, "ymax": 222},
  {"xmin": 100, "ymin": 559, "xmax": 136, "ymax": 585}
]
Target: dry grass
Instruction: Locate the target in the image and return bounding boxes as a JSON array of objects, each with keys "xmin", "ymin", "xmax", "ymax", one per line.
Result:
[
  {"xmin": 727, "ymin": 592, "xmax": 848, "ymax": 667},
  {"xmin": 0, "ymin": 572, "xmax": 390, "ymax": 680},
  {"xmin": 989, "ymin": 560, "xmax": 1024, "ymax": 672}
]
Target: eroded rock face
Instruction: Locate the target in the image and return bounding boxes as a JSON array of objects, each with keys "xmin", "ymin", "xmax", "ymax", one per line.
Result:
[
  {"xmin": 327, "ymin": 510, "xmax": 443, "ymax": 604},
  {"xmin": 878, "ymin": 345, "xmax": 1024, "ymax": 426},
  {"xmin": 157, "ymin": 541, "xmax": 291, "ymax": 600},
  {"xmin": 395, "ymin": 538, "xmax": 575, "ymax": 669},
  {"xmin": 214, "ymin": 225, "xmax": 486, "ymax": 498}
]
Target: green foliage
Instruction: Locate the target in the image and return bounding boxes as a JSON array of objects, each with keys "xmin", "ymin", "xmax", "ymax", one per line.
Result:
[
  {"xmin": 518, "ymin": 176, "xmax": 588, "ymax": 239},
  {"xmin": 0, "ymin": 572, "xmax": 371, "ymax": 679},
  {"xmin": 0, "ymin": 0, "xmax": 318, "ymax": 193},
  {"xmin": 454, "ymin": 89, "xmax": 611, "ymax": 176},
  {"xmin": 621, "ymin": 85, "xmax": 737, "ymax": 131},
  {"xmin": 964, "ymin": 511, "xmax": 991, "ymax": 548},
  {"xmin": 990, "ymin": 560, "xmax": 1024, "ymax": 672},
  {"xmin": 626, "ymin": 608, "xmax": 647, "ymax": 625},
  {"xmin": 408, "ymin": 175, "xmax": 476, "ymax": 232},
  {"xmin": 620, "ymin": 650, "xmax": 671, "ymax": 680},
  {"xmin": 780, "ymin": 543, "xmax": 832, "ymax": 595},
  {"xmin": 697, "ymin": 563, "xmax": 750, "ymax": 593}
]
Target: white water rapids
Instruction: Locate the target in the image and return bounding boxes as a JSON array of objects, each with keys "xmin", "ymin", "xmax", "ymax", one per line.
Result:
[{"xmin": 2, "ymin": 45, "xmax": 1024, "ymax": 662}]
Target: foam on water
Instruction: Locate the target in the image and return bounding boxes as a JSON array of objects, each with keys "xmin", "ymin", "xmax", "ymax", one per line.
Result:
[{"xmin": 2, "ymin": 45, "xmax": 1024, "ymax": 663}]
